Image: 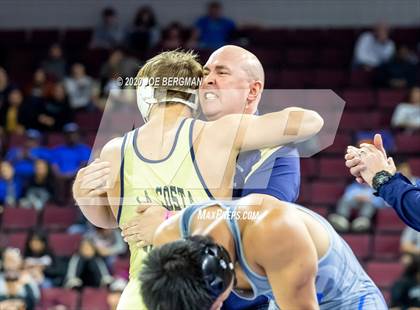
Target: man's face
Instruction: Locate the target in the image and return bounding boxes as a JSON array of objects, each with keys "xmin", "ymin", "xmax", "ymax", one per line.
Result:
[{"xmin": 200, "ymin": 51, "xmax": 251, "ymax": 121}]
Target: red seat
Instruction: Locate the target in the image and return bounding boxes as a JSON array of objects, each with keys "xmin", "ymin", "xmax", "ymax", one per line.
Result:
[
  {"xmin": 0, "ymin": 232, "xmax": 28, "ymax": 251},
  {"xmin": 308, "ymin": 206, "xmax": 329, "ymax": 218},
  {"xmin": 1, "ymin": 208, "xmax": 38, "ymax": 230},
  {"xmin": 49, "ymin": 233, "xmax": 82, "ymax": 256},
  {"xmin": 310, "ymin": 70, "xmax": 346, "ymax": 89},
  {"xmin": 7, "ymin": 133, "xmax": 26, "ymax": 148},
  {"xmin": 341, "ymin": 89, "xmax": 375, "ymax": 110},
  {"xmin": 395, "ymin": 133, "xmax": 420, "ymax": 154},
  {"xmin": 366, "ymin": 261, "xmax": 403, "ymax": 288},
  {"xmin": 297, "ymin": 182, "xmax": 312, "ymax": 205},
  {"xmin": 339, "ymin": 111, "xmax": 381, "ymax": 131},
  {"xmin": 318, "ymin": 48, "xmax": 349, "ymax": 68},
  {"xmin": 348, "ymin": 70, "xmax": 374, "ymax": 88},
  {"xmin": 376, "ymin": 208, "xmax": 406, "ymax": 233},
  {"xmin": 408, "ymin": 158, "xmax": 420, "ymax": 177},
  {"xmin": 285, "ymin": 48, "xmax": 315, "ymax": 67},
  {"xmin": 75, "ymin": 111, "xmax": 103, "ymax": 132},
  {"xmin": 63, "ymin": 28, "xmax": 92, "ymax": 47},
  {"xmin": 323, "ymin": 133, "xmax": 352, "ymax": 154},
  {"xmin": 112, "ymin": 257, "xmax": 130, "ymax": 278},
  {"xmin": 80, "ymin": 288, "xmax": 109, "ymax": 310},
  {"xmin": 377, "ymin": 89, "xmax": 407, "ymax": 109},
  {"xmin": 310, "ymin": 181, "xmax": 345, "ymax": 205},
  {"xmin": 373, "ymin": 234, "xmax": 401, "ymax": 260},
  {"xmin": 319, "ymin": 158, "xmax": 349, "ymax": 179},
  {"xmin": 277, "ymin": 70, "xmax": 308, "ymax": 89},
  {"xmin": 42, "ymin": 206, "xmax": 78, "ymax": 231},
  {"xmin": 39, "ymin": 288, "xmax": 79, "ymax": 310},
  {"xmin": 342, "ymin": 234, "xmax": 371, "ymax": 260},
  {"xmin": 47, "ymin": 133, "xmax": 66, "ymax": 147},
  {"xmin": 300, "ymin": 158, "xmax": 318, "ymax": 179}
]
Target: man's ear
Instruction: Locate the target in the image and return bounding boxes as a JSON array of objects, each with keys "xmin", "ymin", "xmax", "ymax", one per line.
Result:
[{"xmin": 246, "ymin": 80, "xmax": 263, "ymax": 113}]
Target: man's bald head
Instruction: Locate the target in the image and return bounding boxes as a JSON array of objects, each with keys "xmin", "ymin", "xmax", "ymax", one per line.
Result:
[{"xmin": 209, "ymin": 45, "xmax": 265, "ymax": 88}]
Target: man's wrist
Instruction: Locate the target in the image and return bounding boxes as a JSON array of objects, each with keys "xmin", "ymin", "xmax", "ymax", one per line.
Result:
[{"xmin": 372, "ymin": 170, "xmax": 394, "ymax": 193}]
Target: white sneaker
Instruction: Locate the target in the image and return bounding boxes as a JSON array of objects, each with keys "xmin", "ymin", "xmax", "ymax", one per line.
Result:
[{"xmin": 328, "ymin": 214, "xmax": 350, "ymax": 232}]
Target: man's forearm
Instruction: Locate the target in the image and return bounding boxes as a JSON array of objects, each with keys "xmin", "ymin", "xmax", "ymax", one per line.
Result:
[
  {"xmin": 76, "ymin": 196, "xmax": 118, "ymax": 229},
  {"xmin": 378, "ymin": 173, "xmax": 420, "ymax": 231}
]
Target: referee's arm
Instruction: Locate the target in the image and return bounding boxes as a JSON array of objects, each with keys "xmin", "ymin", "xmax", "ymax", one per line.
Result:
[{"xmin": 377, "ymin": 173, "xmax": 420, "ymax": 232}]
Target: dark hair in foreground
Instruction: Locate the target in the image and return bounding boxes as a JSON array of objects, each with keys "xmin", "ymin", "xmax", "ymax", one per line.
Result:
[{"xmin": 139, "ymin": 235, "xmax": 216, "ymax": 310}]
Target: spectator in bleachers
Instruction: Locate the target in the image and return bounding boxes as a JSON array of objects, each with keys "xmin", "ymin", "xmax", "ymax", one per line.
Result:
[
  {"xmin": 377, "ymin": 45, "xmax": 418, "ymax": 88},
  {"xmin": 6, "ymin": 129, "xmax": 51, "ymax": 181},
  {"xmin": 63, "ymin": 238, "xmax": 113, "ymax": 289},
  {"xmin": 51, "ymin": 123, "xmax": 90, "ymax": 204},
  {"xmin": 400, "ymin": 226, "xmax": 420, "ymax": 267},
  {"xmin": 126, "ymin": 6, "xmax": 160, "ymax": 53},
  {"xmin": 41, "ymin": 44, "xmax": 67, "ymax": 81},
  {"xmin": 64, "ymin": 63, "xmax": 96, "ymax": 112},
  {"xmin": 0, "ymin": 67, "xmax": 14, "ymax": 111},
  {"xmin": 159, "ymin": 22, "xmax": 185, "ymax": 50},
  {"xmin": 0, "ymin": 89, "xmax": 32, "ymax": 135},
  {"xmin": 35, "ymin": 83, "xmax": 73, "ymax": 132},
  {"xmin": 0, "ymin": 248, "xmax": 39, "ymax": 310},
  {"xmin": 20, "ymin": 160, "xmax": 54, "ymax": 211},
  {"xmin": 391, "ymin": 86, "xmax": 420, "ymax": 131},
  {"xmin": 107, "ymin": 278, "xmax": 127, "ymax": 310},
  {"xmin": 189, "ymin": 1, "xmax": 236, "ymax": 49},
  {"xmin": 328, "ymin": 181, "xmax": 387, "ymax": 232},
  {"xmin": 26, "ymin": 68, "xmax": 54, "ymax": 99},
  {"xmin": 90, "ymin": 7, "xmax": 125, "ymax": 50},
  {"xmin": 86, "ymin": 227, "xmax": 126, "ymax": 267},
  {"xmin": 390, "ymin": 255, "xmax": 420, "ymax": 309},
  {"xmin": 99, "ymin": 49, "xmax": 140, "ymax": 92},
  {"xmin": 0, "ymin": 161, "xmax": 21, "ymax": 207},
  {"xmin": 23, "ymin": 230, "xmax": 65, "ymax": 288},
  {"xmin": 353, "ymin": 22, "xmax": 395, "ymax": 70}
]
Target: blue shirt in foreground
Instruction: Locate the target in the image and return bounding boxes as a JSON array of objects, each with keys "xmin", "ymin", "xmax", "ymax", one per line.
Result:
[{"xmin": 377, "ymin": 173, "xmax": 420, "ymax": 232}]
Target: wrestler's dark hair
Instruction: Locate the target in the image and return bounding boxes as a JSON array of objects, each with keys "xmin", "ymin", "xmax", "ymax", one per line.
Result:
[{"xmin": 139, "ymin": 235, "xmax": 216, "ymax": 310}]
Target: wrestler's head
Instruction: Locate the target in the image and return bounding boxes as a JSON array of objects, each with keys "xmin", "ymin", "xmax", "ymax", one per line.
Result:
[
  {"xmin": 136, "ymin": 50, "xmax": 203, "ymax": 122},
  {"xmin": 140, "ymin": 235, "xmax": 235, "ymax": 310},
  {"xmin": 200, "ymin": 45, "xmax": 264, "ymax": 121}
]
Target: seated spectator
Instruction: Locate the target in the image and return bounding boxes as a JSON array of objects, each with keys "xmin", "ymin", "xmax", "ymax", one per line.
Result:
[
  {"xmin": 36, "ymin": 83, "xmax": 73, "ymax": 132},
  {"xmin": 160, "ymin": 22, "xmax": 185, "ymax": 50},
  {"xmin": 400, "ymin": 226, "xmax": 420, "ymax": 267},
  {"xmin": 0, "ymin": 248, "xmax": 39, "ymax": 310},
  {"xmin": 63, "ymin": 238, "xmax": 113, "ymax": 289},
  {"xmin": 86, "ymin": 227, "xmax": 127, "ymax": 267},
  {"xmin": 64, "ymin": 63, "xmax": 96, "ymax": 112},
  {"xmin": 377, "ymin": 45, "xmax": 418, "ymax": 88},
  {"xmin": 353, "ymin": 21, "xmax": 395, "ymax": 70},
  {"xmin": 99, "ymin": 48, "xmax": 140, "ymax": 93},
  {"xmin": 126, "ymin": 6, "xmax": 160, "ymax": 53},
  {"xmin": 107, "ymin": 278, "xmax": 127, "ymax": 310},
  {"xmin": 51, "ymin": 123, "xmax": 91, "ymax": 204},
  {"xmin": 0, "ymin": 89, "xmax": 32, "ymax": 135},
  {"xmin": 390, "ymin": 255, "xmax": 420, "ymax": 309},
  {"xmin": 26, "ymin": 68, "xmax": 54, "ymax": 99},
  {"xmin": 41, "ymin": 44, "xmax": 67, "ymax": 81},
  {"xmin": 189, "ymin": 1, "xmax": 236, "ymax": 49},
  {"xmin": 328, "ymin": 181, "xmax": 387, "ymax": 232},
  {"xmin": 20, "ymin": 160, "xmax": 54, "ymax": 211},
  {"xmin": 6, "ymin": 129, "xmax": 51, "ymax": 181},
  {"xmin": 0, "ymin": 161, "xmax": 22, "ymax": 207},
  {"xmin": 23, "ymin": 230, "xmax": 66, "ymax": 288},
  {"xmin": 0, "ymin": 66, "xmax": 14, "ymax": 111},
  {"xmin": 90, "ymin": 7, "xmax": 125, "ymax": 50},
  {"xmin": 391, "ymin": 86, "xmax": 420, "ymax": 131}
]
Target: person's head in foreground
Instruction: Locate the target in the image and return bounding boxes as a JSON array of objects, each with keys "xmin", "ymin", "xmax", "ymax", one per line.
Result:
[
  {"xmin": 139, "ymin": 235, "xmax": 235, "ymax": 310},
  {"xmin": 200, "ymin": 45, "xmax": 264, "ymax": 121},
  {"xmin": 136, "ymin": 50, "xmax": 202, "ymax": 122}
]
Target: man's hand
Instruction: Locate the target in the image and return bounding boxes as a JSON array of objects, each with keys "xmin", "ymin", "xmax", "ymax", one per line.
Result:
[
  {"xmin": 121, "ymin": 203, "xmax": 167, "ymax": 248},
  {"xmin": 358, "ymin": 143, "xmax": 396, "ymax": 187},
  {"xmin": 73, "ymin": 159, "xmax": 111, "ymax": 201},
  {"xmin": 344, "ymin": 134, "xmax": 391, "ymax": 185}
]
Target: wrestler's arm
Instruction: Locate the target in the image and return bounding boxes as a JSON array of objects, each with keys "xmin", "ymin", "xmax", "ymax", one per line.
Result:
[
  {"xmin": 73, "ymin": 137, "xmax": 122, "ymax": 229},
  {"xmin": 153, "ymin": 213, "xmax": 183, "ymax": 246},
  {"xmin": 210, "ymin": 107, "xmax": 323, "ymax": 152},
  {"xmin": 253, "ymin": 209, "xmax": 319, "ymax": 310}
]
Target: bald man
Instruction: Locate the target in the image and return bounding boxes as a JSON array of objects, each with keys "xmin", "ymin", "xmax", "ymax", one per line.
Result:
[{"xmin": 117, "ymin": 45, "xmax": 301, "ymax": 309}]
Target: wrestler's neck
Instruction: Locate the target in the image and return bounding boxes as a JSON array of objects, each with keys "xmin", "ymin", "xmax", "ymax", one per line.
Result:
[{"xmin": 148, "ymin": 103, "xmax": 192, "ymax": 129}]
